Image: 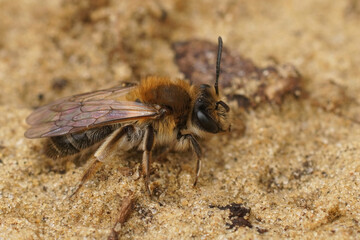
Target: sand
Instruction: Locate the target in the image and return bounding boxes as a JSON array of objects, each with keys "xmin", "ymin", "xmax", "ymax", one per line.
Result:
[{"xmin": 0, "ymin": 0, "xmax": 360, "ymax": 239}]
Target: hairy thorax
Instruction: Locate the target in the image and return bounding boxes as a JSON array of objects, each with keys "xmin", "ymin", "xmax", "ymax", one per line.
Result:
[{"xmin": 127, "ymin": 77, "xmax": 196, "ymax": 147}]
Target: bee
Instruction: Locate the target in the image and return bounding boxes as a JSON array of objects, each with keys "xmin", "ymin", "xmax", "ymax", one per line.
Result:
[{"xmin": 25, "ymin": 37, "xmax": 230, "ymax": 195}]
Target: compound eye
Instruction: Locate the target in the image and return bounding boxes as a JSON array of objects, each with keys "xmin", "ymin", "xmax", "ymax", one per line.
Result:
[{"xmin": 197, "ymin": 110, "xmax": 219, "ymax": 133}]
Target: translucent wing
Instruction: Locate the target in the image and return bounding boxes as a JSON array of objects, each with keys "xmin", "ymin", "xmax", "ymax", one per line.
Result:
[{"xmin": 25, "ymin": 86, "xmax": 159, "ymax": 138}]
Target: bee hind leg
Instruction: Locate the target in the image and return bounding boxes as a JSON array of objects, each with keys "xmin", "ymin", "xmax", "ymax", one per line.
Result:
[
  {"xmin": 69, "ymin": 125, "xmax": 135, "ymax": 198},
  {"xmin": 69, "ymin": 158, "xmax": 103, "ymax": 198}
]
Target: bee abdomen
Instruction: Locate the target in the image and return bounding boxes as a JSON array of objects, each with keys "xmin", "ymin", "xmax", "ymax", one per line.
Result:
[{"xmin": 45, "ymin": 125, "xmax": 120, "ymax": 159}]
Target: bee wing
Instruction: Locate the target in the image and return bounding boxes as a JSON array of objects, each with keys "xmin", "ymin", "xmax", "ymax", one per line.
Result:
[{"xmin": 25, "ymin": 86, "xmax": 159, "ymax": 138}]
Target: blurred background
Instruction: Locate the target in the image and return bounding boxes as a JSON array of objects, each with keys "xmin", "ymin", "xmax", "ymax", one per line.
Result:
[{"xmin": 1, "ymin": 0, "xmax": 359, "ymax": 111}]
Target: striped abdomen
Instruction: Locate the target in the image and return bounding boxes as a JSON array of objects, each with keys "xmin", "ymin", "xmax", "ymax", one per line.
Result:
[{"xmin": 45, "ymin": 125, "xmax": 120, "ymax": 159}]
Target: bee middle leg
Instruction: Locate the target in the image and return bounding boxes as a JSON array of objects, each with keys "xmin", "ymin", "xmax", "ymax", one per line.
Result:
[
  {"xmin": 70, "ymin": 125, "xmax": 135, "ymax": 198},
  {"xmin": 142, "ymin": 125, "xmax": 155, "ymax": 195}
]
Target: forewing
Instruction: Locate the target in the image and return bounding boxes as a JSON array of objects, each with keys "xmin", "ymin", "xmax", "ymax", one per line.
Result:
[{"xmin": 25, "ymin": 86, "xmax": 159, "ymax": 138}]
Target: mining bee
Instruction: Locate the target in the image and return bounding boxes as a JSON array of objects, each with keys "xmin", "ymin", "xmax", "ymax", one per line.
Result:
[{"xmin": 25, "ymin": 37, "xmax": 230, "ymax": 195}]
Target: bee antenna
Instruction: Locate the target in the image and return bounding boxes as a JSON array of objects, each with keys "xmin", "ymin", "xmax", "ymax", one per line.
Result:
[{"xmin": 215, "ymin": 36, "xmax": 223, "ymax": 96}]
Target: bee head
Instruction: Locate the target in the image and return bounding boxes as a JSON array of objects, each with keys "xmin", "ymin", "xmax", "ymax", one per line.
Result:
[{"xmin": 192, "ymin": 37, "xmax": 231, "ymax": 134}]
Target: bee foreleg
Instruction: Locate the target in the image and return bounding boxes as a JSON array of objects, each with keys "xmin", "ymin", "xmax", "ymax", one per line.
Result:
[
  {"xmin": 70, "ymin": 125, "xmax": 135, "ymax": 198},
  {"xmin": 142, "ymin": 125, "xmax": 155, "ymax": 195},
  {"xmin": 177, "ymin": 134, "xmax": 202, "ymax": 186}
]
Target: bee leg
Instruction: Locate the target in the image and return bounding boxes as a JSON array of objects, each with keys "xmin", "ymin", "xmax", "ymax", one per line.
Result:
[
  {"xmin": 188, "ymin": 135, "xmax": 202, "ymax": 187},
  {"xmin": 69, "ymin": 158, "xmax": 103, "ymax": 198},
  {"xmin": 177, "ymin": 134, "xmax": 202, "ymax": 186},
  {"xmin": 142, "ymin": 125, "xmax": 155, "ymax": 195},
  {"xmin": 94, "ymin": 125, "xmax": 135, "ymax": 162},
  {"xmin": 70, "ymin": 125, "xmax": 135, "ymax": 198}
]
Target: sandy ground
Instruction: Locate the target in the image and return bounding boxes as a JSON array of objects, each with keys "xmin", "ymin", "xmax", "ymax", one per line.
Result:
[{"xmin": 1, "ymin": 0, "xmax": 360, "ymax": 239}]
